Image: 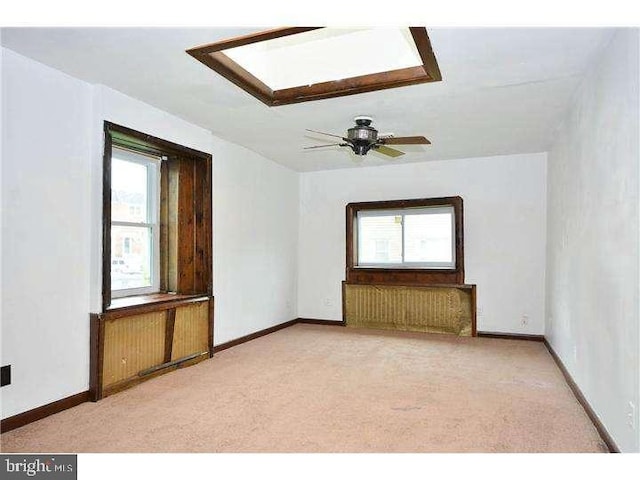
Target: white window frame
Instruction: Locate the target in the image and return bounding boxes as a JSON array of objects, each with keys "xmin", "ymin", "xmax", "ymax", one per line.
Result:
[
  {"xmin": 356, "ymin": 205, "xmax": 456, "ymax": 269},
  {"xmin": 111, "ymin": 147, "xmax": 161, "ymax": 298}
]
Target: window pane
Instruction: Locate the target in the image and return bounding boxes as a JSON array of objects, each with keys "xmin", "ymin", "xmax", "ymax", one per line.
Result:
[
  {"xmin": 111, "ymin": 225, "xmax": 152, "ymax": 290},
  {"xmin": 404, "ymin": 212, "xmax": 453, "ymax": 263},
  {"xmin": 358, "ymin": 215, "xmax": 402, "ymax": 264},
  {"xmin": 111, "ymin": 155, "xmax": 148, "ymax": 223}
]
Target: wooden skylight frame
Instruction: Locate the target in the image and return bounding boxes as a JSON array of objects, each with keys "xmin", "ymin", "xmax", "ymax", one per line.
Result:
[{"xmin": 186, "ymin": 27, "xmax": 442, "ymax": 107}]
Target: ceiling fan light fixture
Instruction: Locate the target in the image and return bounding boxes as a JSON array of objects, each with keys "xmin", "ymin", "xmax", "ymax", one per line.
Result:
[
  {"xmin": 351, "ymin": 143, "xmax": 375, "ymax": 156},
  {"xmin": 347, "ymin": 115, "xmax": 377, "ymax": 153}
]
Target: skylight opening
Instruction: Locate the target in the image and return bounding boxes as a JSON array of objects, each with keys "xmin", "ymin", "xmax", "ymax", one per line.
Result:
[
  {"xmin": 223, "ymin": 28, "xmax": 423, "ymax": 91},
  {"xmin": 186, "ymin": 27, "xmax": 442, "ymax": 106}
]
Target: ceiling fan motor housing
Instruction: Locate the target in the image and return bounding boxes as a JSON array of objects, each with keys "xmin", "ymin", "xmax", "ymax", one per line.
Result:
[{"xmin": 347, "ymin": 117, "xmax": 378, "ymax": 155}]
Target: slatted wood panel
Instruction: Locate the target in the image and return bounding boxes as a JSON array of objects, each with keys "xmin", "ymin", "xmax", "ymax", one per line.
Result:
[
  {"xmin": 163, "ymin": 157, "xmax": 211, "ymax": 295},
  {"xmin": 102, "ymin": 311, "xmax": 166, "ymax": 388},
  {"xmin": 171, "ymin": 302, "xmax": 209, "ymax": 360},
  {"xmin": 344, "ymin": 284, "xmax": 475, "ymax": 336}
]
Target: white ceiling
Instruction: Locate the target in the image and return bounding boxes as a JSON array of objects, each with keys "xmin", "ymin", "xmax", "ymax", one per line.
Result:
[{"xmin": 1, "ymin": 27, "xmax": 614, "ymax": 172}]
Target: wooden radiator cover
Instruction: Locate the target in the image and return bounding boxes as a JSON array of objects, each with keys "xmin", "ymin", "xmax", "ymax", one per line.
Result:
[
  {"xmin": 102, "ymin": 311, "xmax": 167, "ymax": 389},
  {"xmin": 171, "ymin": 302, "xmax": 210, "ymax": 361},
  {"xmin": 91, "ymin": 295, "xmax": 213, "ymax": 400},
  {"xmin": 344, "ymin": 283, "xmax": 476, "ymax": 336}
]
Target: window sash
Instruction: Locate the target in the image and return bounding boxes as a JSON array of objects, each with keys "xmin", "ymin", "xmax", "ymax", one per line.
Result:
[
  {"xmin": 111, "ymin": 148, "xmax": 161, "ymax": 297},
  {"xmin": 356, "ymin": 205, "xmax": 456, "ymax": 269}
]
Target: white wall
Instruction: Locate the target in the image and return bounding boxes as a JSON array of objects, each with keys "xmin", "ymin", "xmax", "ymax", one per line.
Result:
[
  {"xmin": 211, "ymin": 138, "xmax": 298, "ymax": 345},
  {"xmin": 298, "ymin": 153, "xmax": 548, "ymax": 334},
  {"xmin": 1, "ymin": 50, "xmax": 300, "ymax": 418},
  {"xmin": 545, "ymin": 29, "xmax": 639, "ymax": 452},
  {"xmin": 1, "ymin": 49, "xmax": 93, "ymax": 418}
]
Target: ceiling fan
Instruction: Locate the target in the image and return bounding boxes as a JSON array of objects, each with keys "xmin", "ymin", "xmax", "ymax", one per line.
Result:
[{"xmin": 304, "ymin": 116, "xmax": 431, "ymax": 158}]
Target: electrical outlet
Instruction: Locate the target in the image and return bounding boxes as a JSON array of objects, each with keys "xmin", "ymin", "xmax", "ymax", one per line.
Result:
[
  {"xmin": 521, "ymin": 314, "xmax": 529, "ymax": 326},
  {"xmin": 628, "ymin": 401, "xmax": 636, "ymax": 429},
  {"xmin": 1, "ymin": 365, "xmax": 11, "ymax": 387}
]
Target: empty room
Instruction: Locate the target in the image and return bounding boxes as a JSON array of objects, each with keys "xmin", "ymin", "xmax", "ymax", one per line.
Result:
[{"xmin": 1, "ymin": 4, "xmax": 639, "ymax": 474}]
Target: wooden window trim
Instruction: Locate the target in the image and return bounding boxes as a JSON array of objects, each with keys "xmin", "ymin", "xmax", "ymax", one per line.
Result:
[
  {"xmin": 346, "ymin": 196, "xmax": 464, "ymax": 285},
  {"xmin": 102, "ymin": 122, "xmax": 213, "ymax": 312},
  {"xmin": 186, "ymin": 27, "xmax": 442, "ymax": 107}
]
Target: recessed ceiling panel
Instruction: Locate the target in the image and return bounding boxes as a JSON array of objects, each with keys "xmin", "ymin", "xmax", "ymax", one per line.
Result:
[
  {"xmin": 224, "ymin": 28, "xmax": 423, "ymax": 90},
  {"xmin": 186, "ymin": 27, "xmax": 442, "ymax": 106}
]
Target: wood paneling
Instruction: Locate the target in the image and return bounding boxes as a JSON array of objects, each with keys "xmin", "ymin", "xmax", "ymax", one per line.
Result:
[
  {"xmin": 101, "ymin": 126, "xmax": 112, "ymax": 312},
  {"xmin": 159, "ymin": 160, "xmax": 170, "ymax": 292},
  {"xmin": 196, "ymin": 52, "xmax": 274, "ymax": 106},
  {"xmin": 102, "ymin": 353, "xmax": 207, "ymax": 399},
  {"xmin": 164, "ymin": 308, "xmax": 177, "ymax": 363},
  {"xmin": 188, "ymin": 27, "xmax": 320, "ymax": 54},
  {"xmin": 344, "ymin": 283, "xmax": 476, "ymax": 336},
  {"xmin": 89, "ymin": 313, "xmax": 105, "ymax": 401},
  {"xmin": 177, "ymin": 158, "xmax": 195, "ymax": 292},
  {"xmin": 105, "ymin": 122, "xmax": 211, "ymax": 161},
  {"xmin": 271, "ymin": 66, "xmax": 431, "ymax": 106},
  {"xmin": 208, "ymin": 297, "xmax": 215, "ymax": 357},
  {"xmin": 171, "ymin": 302, "xmax": 209, "ymax": 360},
  {"xmin": 408, "ymin": 27, "xmax": 442, "ymax": 81},
  {"xmin": 164, "ymin": 156, "xmax": 212, "ymax": 295},
  {"xmin": 91, "ymin": 296, "xmax": 213, "ymax": 400},
  {"xmin": 194, "ymin": 157, "xmax": 211, "ymax": 294},
  {"xmin": 102, "ymin": 311, "xmax": 167, "ymax": 388},
  {"xmin": 106, "ymin": 293, "xmax": 209, "ymax": 319},
  {"xmin": 347, "ymin": 269, "xmax": 463, "ymax": 286}
]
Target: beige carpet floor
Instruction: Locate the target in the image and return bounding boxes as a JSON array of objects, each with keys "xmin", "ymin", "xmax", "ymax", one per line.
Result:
[{"xmin": 1, "ymin": 324, "xmax": 607, "ymax": 453}]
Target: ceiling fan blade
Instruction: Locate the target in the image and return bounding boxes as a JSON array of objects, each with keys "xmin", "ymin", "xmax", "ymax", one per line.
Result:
[
  {"xmin": 375, "ymin": 145, "xmax": 405, "ymax": 158},
  {"xmin": 305, "ymin": 129, "xmax": 347, "ymax": 140},
  {"xmin": 381, "ymin": 136, "xmax": 431, "ymax": 145},
  {"xmin": 303, "ymin": 143, "xmax": 345, "ymax": 150}
]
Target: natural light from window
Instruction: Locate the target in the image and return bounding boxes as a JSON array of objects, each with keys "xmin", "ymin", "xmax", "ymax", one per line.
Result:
[
  {"xmin": 111, "ymin": 148, "xmax": 160, "ymax": 295},
  {"xmin": 357, "ymin": 206, "xmax": 455, "ymax": 268},
  {"xmin": 224, "ymin": 28, "xmax": 423, "ymax": 90}
]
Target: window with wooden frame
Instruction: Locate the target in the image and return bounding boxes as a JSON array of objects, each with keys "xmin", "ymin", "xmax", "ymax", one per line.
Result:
[
  {"xmin": 102, "ymin": 122, "xmax": 212, "ymax": 311},
  {"xmin": 346, "ymin": 197, "xmax": 464, "ymax": 285},
  {"xmin": 110, "ymin": 147, "xmax": 161, "ymax": 297}
]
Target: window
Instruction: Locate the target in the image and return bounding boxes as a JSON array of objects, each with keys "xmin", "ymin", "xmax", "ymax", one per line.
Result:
[
  {"xmin": 346, "ymin": 197, "xmax": 464, "ymax": 285},
  {"xmin": 357, "ymin": 206, "xmax": 455, "ymax": 269},
  {"xmin": 102, "ymin": 122, "xmax": 212, "ymax": 311},
  {"xmin": 110, "ymin": 148, "xmax": 160, "ymax": 297}
]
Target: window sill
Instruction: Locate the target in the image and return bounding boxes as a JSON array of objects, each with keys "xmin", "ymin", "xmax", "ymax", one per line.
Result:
[
  {"xmin": 104, "ymin": 292, "xmax": 210, "ymax": 318},
  {"xmin": 352, "ymin": 266, "xmax": 459, "ymax": 272}
]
